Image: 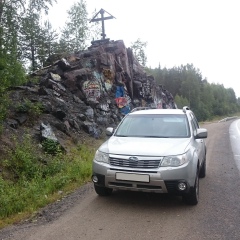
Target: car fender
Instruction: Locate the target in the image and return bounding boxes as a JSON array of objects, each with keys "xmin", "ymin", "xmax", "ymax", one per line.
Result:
[{"xmin": 188, "ymin": 148, "xmax": 199, "ymax": 186}]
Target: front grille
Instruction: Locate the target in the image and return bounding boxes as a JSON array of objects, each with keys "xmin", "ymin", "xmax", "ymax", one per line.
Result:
[
  {"xmin": 109, "ymin": 157, "xmax": 161, "ymax": 169},
  {"xmin": 109, "ymin": 182, "xmax": 162, "ymax": 190},
  {"xmin": 109, "ymin": 182, "xmax": 132, "ymax": 187},
  {"xmin": 109, "ymin": 168, "xmax": 157, "ymax": 173},
  {"xmin": 137, "ymin": 184, "xmax": 162, "ymax": 190}
]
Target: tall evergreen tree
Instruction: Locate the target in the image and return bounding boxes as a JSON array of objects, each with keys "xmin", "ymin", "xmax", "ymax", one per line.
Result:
[
  {"xmin": 38, "ymin": 20, "xmax": 59, "ymax": 67},
  {"xmin": 0, "ymin": 0, "xmax": 26, "ymax": 87},
  {"xmin": 20, "ymin": 9, "xmax": 42, "ymax": 71},
  {"xmin": 18, "ymin": 0, "xmax": 56, "ymax": 71},
  {"xmin": 0, "ymin": 0, "xmax": 26, "ymax": 129}
]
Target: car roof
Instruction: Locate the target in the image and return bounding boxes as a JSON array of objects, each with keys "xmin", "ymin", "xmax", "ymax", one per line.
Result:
[{"xmin": 129, "ymin": 108, "xmax": 187, "ymax": 115}]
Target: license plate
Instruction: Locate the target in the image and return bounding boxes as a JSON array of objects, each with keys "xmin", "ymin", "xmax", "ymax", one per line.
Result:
[{"xmin": 116, "ymin": 172, "xmax": 150, "ymax": 183}]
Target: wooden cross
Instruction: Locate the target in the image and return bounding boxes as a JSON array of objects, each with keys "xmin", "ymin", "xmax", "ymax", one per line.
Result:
[{"xmin": 90, "ymin": 8, "xmax": 115, "ymax": 40}]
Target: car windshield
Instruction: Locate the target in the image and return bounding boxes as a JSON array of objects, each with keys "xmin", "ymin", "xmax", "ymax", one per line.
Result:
[{"xmin": 115, "ymin": 114, "xmax": 190, "ymax": 138}]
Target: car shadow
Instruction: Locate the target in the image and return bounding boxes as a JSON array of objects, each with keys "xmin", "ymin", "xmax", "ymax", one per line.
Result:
[{"xmin": 93, "ymin": 189, "xmax": 192, "ymax": 211}]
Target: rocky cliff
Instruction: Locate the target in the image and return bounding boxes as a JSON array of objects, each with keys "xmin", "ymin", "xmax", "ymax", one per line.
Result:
[{"xmin": 3, "ymin": 39, "xmax": 176, "ymax": 151}]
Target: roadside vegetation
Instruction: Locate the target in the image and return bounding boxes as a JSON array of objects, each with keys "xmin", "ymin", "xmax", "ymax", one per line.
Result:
[{"xmin": 0, "ymin": 134, "xmax": 102, "ymax": 229}]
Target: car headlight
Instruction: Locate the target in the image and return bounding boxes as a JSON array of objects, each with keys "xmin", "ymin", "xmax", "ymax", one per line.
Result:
[
  {"xmin": 94, "ymin": 150, "xmax": 109, "ymax": 163},
  {"xmin": 161, "ymin": 153, "xmax": 188, "ymax": 167}
]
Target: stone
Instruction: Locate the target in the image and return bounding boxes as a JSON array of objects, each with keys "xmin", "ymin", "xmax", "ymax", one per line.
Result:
[
  {"xmin": 14, "ymin": 114, "xmax": 27, "ymax": 125},
  {"xmin": 40, "ymin": 123, "xmax": 58, "ymax": 142},
  {"xmin": 50, "ymin": 72, "xmax": 61, "ymax": 81},
  {"xmin": 7, "ymin": 119, "xmax": 18, "ymax": 129}
]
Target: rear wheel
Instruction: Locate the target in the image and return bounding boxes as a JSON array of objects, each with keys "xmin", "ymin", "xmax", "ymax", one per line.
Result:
[
  {"xmin": 183, "ymin": 172, "xmax": 199, "ymax": 205},
  {"xmin": 94, "ymin": 185, "xmax": 113, "ymax": 196}
]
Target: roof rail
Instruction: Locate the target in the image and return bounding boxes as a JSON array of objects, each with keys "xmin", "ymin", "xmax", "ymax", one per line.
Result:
[
  {"xmin": 131, "ymin": 107, "xmax": 155, "ymax": 112},
  {"xmin": 182, "ymin": 106, "xmax": 190, "ymax": 113}
]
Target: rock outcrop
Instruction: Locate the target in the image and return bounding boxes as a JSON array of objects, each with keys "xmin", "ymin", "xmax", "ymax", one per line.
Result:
[{"xmin": 5, "ymin": 39, "xmax": 176, "ymax": 149}]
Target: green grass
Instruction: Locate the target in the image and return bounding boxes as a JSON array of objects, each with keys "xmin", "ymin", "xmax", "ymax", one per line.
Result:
[{"xmin": 0, "ymin": 135, "xmax": 101, "ymax": 229}]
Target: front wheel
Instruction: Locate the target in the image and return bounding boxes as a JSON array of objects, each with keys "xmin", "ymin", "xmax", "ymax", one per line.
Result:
[
  {"xmin": 94, "ymin": 185, "xmax": 113, "ymax": 196},
  {"xmin": 199, "ymin": 156, "xmax": 206, "ymax": 178},
  {"xmin": 183, "ymin": 173, "xmax": 199, "ymax": 205}
]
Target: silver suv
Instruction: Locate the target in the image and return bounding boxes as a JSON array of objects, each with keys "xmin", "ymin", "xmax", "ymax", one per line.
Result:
[{"xmin": 92, "ymin": 107, "xmax": 207, "ymax": 205}]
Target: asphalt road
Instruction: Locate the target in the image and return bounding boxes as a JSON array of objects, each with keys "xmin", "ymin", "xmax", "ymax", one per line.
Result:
[{"xmin": 1, "ymin": 119, "xmax": 240, "ymax": 240}]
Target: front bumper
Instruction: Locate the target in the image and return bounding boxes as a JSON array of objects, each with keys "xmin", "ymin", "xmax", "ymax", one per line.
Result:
[{"xmin": 92, "ymin": 160, "xmax": 195, "ymax": 194}]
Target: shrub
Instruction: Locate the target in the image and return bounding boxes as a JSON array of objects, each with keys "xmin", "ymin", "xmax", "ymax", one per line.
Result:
[{"xmin": 41, "ymin": 139, "xmax": 63, "ymax": 155}]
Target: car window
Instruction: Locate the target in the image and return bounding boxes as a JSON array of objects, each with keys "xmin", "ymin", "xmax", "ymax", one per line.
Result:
[
  {"xmin": 190, "ymin": 113, "xmax": 199, "ymax": 130},
  {"xmin": 115, "ymin": 114, "xmax": 190, "ymax": 138},
  {"xmin": 190, "ymin": 113, "xmax": 199, "ymax": 128},
  {"xmin": 189, "ymin": 112, "xmax": 199, "ymax": 135}
]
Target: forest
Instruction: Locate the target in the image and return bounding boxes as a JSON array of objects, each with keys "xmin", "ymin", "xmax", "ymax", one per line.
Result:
[
  {"xmin": 0, "ymin": 0, "xmax": 239, "ymax": 125},
  {"xmin": 147, "ymin": 64, "xmax": 240, "ymax": 121}
]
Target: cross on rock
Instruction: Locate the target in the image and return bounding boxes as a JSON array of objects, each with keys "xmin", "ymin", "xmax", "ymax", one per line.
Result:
[{"xmin": 90, "ymin": 8, "xmax": 115, "ymax": 41}]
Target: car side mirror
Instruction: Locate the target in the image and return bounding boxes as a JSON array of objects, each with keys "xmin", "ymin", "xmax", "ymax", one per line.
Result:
[
  {"xmin": 195, "ymin": 128, "xmax": 208, "ymax": 139},
  {"xmin": 106, "ymin": 127, "xmax": 114, "ymax": 136}
]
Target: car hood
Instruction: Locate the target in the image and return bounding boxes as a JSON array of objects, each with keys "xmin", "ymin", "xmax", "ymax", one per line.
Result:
[{"xmin": 99, "ymin": 136, "xmax": 191, "ymax": 156}]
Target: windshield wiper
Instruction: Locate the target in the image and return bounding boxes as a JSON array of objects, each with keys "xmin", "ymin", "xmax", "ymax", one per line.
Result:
[{"xmin": 141, "ymin": 136, "xmax": 170, "ymax": 138}]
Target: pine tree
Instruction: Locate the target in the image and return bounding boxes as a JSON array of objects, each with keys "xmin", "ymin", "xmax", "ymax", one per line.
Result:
[
  {"xmin": 0, "ymin": 0, "xmax": 26, "ymax": 86},
  {"xmin": 19, "ymin": 0, "xmax": 56, "ymax": 71},
  {"xmin": 38, "ymin": 20, "xmax": 59, "ymax": 67}
]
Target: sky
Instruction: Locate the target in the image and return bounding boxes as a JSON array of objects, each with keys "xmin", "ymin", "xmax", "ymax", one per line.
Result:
[{"xmin": 48, "ymin": 0, "xmax": 240, "ymax": 98}]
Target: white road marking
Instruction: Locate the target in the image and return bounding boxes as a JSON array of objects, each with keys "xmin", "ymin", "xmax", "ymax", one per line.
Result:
[{"xmin": 229, "ymin": 119, "xmax": 240, "ymax": 173}]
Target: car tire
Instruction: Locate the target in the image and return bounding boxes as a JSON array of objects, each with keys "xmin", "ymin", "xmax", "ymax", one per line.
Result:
[
  {"xmin": 199, "ymin": 156, "xmax": 206, "ymax": 178},
  {"xmin": 183, "ymin": 172, "xmax": 199, "ymax": 205},
  {"xmin": 94, "ymin": 185, "xmax": 113, "ymax": 196}
]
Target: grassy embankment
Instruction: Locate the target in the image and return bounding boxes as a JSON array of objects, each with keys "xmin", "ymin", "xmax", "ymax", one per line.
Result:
[{"xmin": 0, "ymin": 134, "xmax": 104, "ymax": 229}]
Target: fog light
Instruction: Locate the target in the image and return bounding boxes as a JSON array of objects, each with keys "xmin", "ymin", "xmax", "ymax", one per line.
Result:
[
  {"xmin": 92, "ymin": 175, "xmax": 98, "ymax": 183},
  {"xmin": 178, "ymin": 182, "xmax": 187, "ymax": 191}
]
